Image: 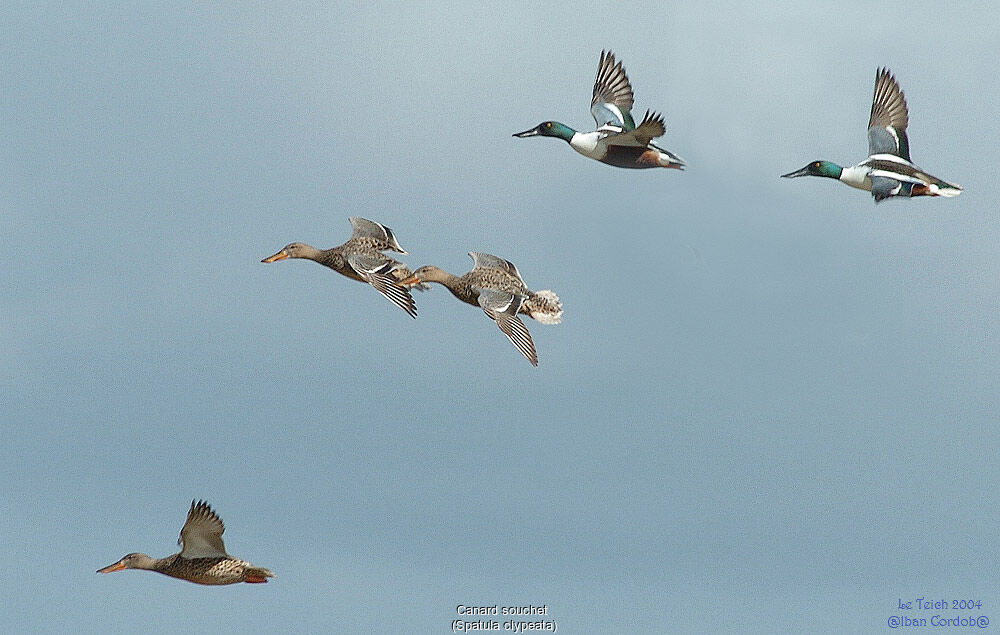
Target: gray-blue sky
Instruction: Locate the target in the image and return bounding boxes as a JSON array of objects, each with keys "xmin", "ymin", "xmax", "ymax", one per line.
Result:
[{"xmin": 3, "ymin": 2, "xmax": 999, "ymax": 632}]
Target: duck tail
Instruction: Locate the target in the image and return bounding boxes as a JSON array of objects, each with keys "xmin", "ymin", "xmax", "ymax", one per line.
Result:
[
  {"xmin": 525, "ymin": 290, "xmax": 563, "ymax": 324},
  {"xmin": 913, "ymin": 173, "xmax": 963, "ymax": 198},
  {"xmin": 931, "ymin": 179, "xmax": 962, "ymax": 197},
  {"xmin": 651, "ymin": 142, "xmax": 686, "ymax": 170},
  {"xmin": 660, "ymin": 151, "xmax": 686, "ymax": 170},
  {"xmin": 244, "ymin": 566, "xmax": 275, "ymax": 583}
]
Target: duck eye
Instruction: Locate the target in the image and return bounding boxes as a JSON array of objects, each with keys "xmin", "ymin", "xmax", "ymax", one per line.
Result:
[{"xmin": 545, "ymin": 122, "xmax": 551, "ymax": 128}]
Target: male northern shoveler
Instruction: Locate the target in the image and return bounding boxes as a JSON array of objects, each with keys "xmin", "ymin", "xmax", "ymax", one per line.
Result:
[
  {"xmin": 782, "ymin": 67, "xmax": 961, "ymax": 202},
  {"xmin": 514, "ymin": 50, "xmax": 685, "ymax": 170},
  {"xmin": 97, "ymin": 500, "xmax": 274, "ymax": 585},
  {"xmin": 399, "ymin": 252, "xmax": 562, "ymax": 366},
  {"xmin": 262, "ymin": 216, "xmax": 424, "ymax": 318}
]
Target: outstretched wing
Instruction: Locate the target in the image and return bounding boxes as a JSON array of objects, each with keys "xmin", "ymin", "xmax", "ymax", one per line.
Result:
[
  {"xmin": 591, "ymin": 50, "xmax": 635, "ymax": 131},
  {"xmin": 348, "ymin": 217, "xmax": 408, "ymax": 254},
  {"xmin": 476, "ymin": 288, "xmax": 538, "ymax": 366},
  {"xmin": 346, "ymin": 253, "xmax": 418, "ymax": 318},
  {"xmin": 868, "ymin": 67, "xmax": 910, "ymax": 160},
  {"xmin": 178, "ymin": 500, "xmax": 228, "ymax": 559},
  {"xmin": 602, "ymin": 110, "xmax": 667, "ymax": 149},
  {"xmin": 625, "ymin": 110, "xmax": 666, "ymax": 145},
  {"xmin": 468, "ymin": 252, "xmax": 526, "ymax": 285}
]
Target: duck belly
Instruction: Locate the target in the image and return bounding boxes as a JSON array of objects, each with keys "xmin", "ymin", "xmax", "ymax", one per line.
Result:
[{"xmin": 600, "ymin": 145, "xmax": 668, "ymax": 169}]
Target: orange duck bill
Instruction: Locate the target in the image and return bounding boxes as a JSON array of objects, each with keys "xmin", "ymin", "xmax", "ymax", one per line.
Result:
[
  {"xmin": 97, "ymin": 559, "xmax": 127, "ymax": 574},
  {"xmin": 261, "ymin": 250, "xmax": 289, "ymax": 263}
]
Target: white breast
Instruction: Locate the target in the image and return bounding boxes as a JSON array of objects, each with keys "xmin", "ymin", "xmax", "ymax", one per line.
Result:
[
  {"xmin": 569, "ymin": 131, "xmax": 604, "ymax": 159},
  {"xmin": 839, "ymin": 164, "xmax": 872, "ymax": 191}
]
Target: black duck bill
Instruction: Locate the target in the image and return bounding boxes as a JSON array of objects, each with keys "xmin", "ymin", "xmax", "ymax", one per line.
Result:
[
  {"xmin": 512, "ymin": 125, "xmax": 542, "ymax": 138},
  {"xmin": 781, "ymin": 165, "xmax": 814, "ymax": 178}
]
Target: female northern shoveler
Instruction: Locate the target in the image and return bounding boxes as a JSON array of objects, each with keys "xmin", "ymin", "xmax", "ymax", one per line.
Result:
[
  {"xmin": 782, "ymin": 67, "xmax": 961, "ymax": 202},
  {"xmin": 400, "ymin": 252, "xmax": 562, "ymax": 366},
  {"xmin": 262, "ymin": 216, "xmax": 424, "ymax": 318},
  {"xmin": 514, "ymin": 50, "xmax": 685, "ymax": 170},
  {"xmin": 97, "ymin": 500, "xmax": 274, "ymax": 585}
]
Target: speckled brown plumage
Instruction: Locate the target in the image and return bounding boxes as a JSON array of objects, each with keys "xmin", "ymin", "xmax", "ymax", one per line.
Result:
[
  {"xmin": 262, "ymin": 216, "xmax": 424, "ymax": 318},
  {"xmin": 97, "ymin": 500, "xmax": 274, "ymax": 586},
  {"xmin": 143, "ymin": 553, "xmax": 273, "ymax": 585},
  {"xmin": 403, "ymin": 252, "xmax": 562, "ymax": 366}
]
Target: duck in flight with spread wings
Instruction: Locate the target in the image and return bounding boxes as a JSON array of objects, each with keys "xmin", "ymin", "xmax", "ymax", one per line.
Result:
[
  {"xmin": 97, "ymin": 500, "xmax": 274, "ymax": 585},
  {"xmin": 400, "ymin": 252, "xmax": 562, "ymax": 367},
  {"xmin": 514, "ymin": 50, "xmax": 685, "ymax": 170},
  {"xmin": 262, "ymin": 216, "xmax": 423, "ymax": 318},
  {"xmin": 782, "ymin": 67, "xmax": 961, "ymax": 202}
]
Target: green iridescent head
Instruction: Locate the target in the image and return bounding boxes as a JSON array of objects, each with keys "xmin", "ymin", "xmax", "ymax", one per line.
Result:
[
  {"xmin": 782, "ymin": 160, "xmax": 843, "ymax": 180},
  {"xmin": 513, "ymin": 121, "xmax": 576, "ymax": 142}
]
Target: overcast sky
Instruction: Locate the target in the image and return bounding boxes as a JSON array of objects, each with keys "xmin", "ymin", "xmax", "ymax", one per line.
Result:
[{"xmin": 4, "ymin": 2, "xmax": 999, "ymax": 633}]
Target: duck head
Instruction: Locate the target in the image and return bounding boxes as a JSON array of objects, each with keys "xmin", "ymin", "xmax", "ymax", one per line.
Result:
[
  {"xmin": 782, "ymin": 160, "xmax": 843, "ymax": 180},
  {"xmin": 513, "ymin": 121, "xmax": 576, "ymax": 142},
  {"xmin": 97, "ymin": 552, "xmax": 156, "ymax": 573},
  {"xmin": 398, "ymin": 265, "xmax": 450, "ymax": 286},
  {"xmin": 261, "ymin": 242, "xmax": 321, "ymax": 263}
]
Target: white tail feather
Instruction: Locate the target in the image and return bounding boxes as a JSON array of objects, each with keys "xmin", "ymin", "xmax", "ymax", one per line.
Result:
[
  {"xmin": 528, "ymin": 290, "xmax": 563, "ymax": 324},
  {"xmin": 933, "ymin": 184, "xmax": 962, "ymax": 197}
]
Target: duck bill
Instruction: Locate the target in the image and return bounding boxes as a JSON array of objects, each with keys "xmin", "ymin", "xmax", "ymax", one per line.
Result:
[
  {"xmin": 261, "ymin": 251, "xmax": 289, "ymax": 263},
  {"xmin": 781, "ymin": 166, "xmax": 811, "ymax": 178},
  {"xmin": 397, "ymin": 274, "xmax": 420, "ymax": 286},
  {"xmin": 513, "ymin": 126, "xmax": 541, "ymax": 138},
  {"xmin": 97, "ymin": 560, "xmax": 127, "ymax": 574}
]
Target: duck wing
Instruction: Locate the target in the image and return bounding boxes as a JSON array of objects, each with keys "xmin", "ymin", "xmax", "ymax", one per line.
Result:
[
  {"xmin": 591, "ymin": 50, "xmax": 635, "ymax": 131},
  {"xmin": 468, "ymin": 252, "xmax": 526, "ymax": 286},
  {"xmin": 476, "ymin": 288, "xmax": 538, "ymax": 366},
  {"xmin": 346, "ymin": 252, "xmax": 418, "ymax": 318},
  {"xmin": 606, "ymin": 109, "xmax": 666, "ymax": 147},
  {"xmin": 868, "ymin": 67, "xmax": 910, "ymax": 161},
  {"xmin": 178, "ymin": 500, "xmax": 228, "ymax": 559},
  {"xmin": 347, "ymin": 217, "xmax": 408, "ymax": 254}
]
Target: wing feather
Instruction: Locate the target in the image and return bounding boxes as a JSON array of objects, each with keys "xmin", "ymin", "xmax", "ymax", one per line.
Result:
[
  {"xmin": 867, "ymin": 67, "xmax": 910, "ymax": 160},
  {"xmin": 468, "ymin": 252, "xmax": 525, "ymax": 285},
  {"xmin": 347, "ymin": 253, "xmax": 418, "ymax": 318},
  {"xmin": 178, "ymin": 500, "xmax": 228, "ymax": 559},
  {"xmin": 348, "ymin": 217, "xmax": 407, "ymax": 253},
  {"xmin": 591, "ymin": 50, "xmax": 635, "ymax": 130},
  {"xmin": 477, "ymin": 289, "xmax": 538, "ymax": 366}
]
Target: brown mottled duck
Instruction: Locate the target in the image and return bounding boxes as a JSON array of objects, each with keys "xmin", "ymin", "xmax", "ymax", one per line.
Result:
[
  {"xmin": 400, "ymin": 252, "xmax": 562, "ymax": 366},
  {"xmin": 262, "ymin": 216, "xmax": 424, "ymax": 318},
  {"xmin": 97, "ymin": 500, "xmax": 274, "ymax": 585}
]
